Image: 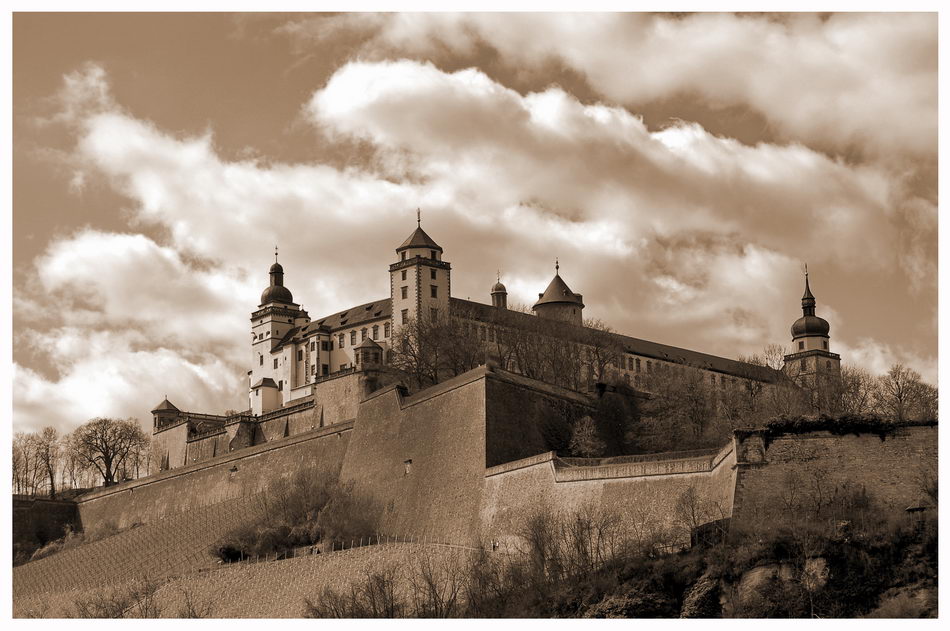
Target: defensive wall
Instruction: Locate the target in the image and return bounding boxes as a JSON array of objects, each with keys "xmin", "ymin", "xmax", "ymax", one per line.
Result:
[
  {"xmin": 13, "ymin": 496, "xmax": 80, "ymax": 549},
  {"xmin": 480, "ymin": 444, "xmax": 737, "ymax": 549},
  {"xmin": 21, "ymin": 365, "xmax": 939, "ymax": 568},
  {"xmin": 731, "ymin": 425, "xmax": 938, "ymax": 525},
  {"xmin": 76, "ymin": 421, "xmax": 353, "ymax": 530}
]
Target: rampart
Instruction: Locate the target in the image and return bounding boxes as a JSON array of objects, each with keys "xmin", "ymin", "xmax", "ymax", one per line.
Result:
[
  {"xmin": 731, "ymin": 425, "xmax": 937, "ymax": 525},
  {"xmin": 480, "ymin": 442, "xmax": 738, "ymax": 549},
  {"xmin": 13, "ymin": 496, "xmax": 80, "ymax": 549},
  {"xmin": 76, "ymin": 421, "xmax": 353, "ymax": 530}
]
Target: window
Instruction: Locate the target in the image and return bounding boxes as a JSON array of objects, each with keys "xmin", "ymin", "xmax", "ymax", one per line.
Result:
[
  {"xmin": 297, "ymin": 350, "xmax": 303, "ymax": 361},
  {"xmin": 340, "ymin": 364, "xmax": 348, "ymax": 371},
  {"xmin": 350, "ymin": 331, "xmax": 357, "ymax": 345},
  {"xmin": 647, "ymin": 361, "xmax": 652, "ymax": 373},
  {"xmin": 823, "ymin": 340, "xmax": 828, "ymax": 349},
  {"xmin": 404, "ymin": 459, "xmax": 412, "ymax": 475},
  {"xmin": 322, "ymin": 364, "xmax": 329, "ymax": 376},
  {"xmin": 338, "ymin": 334, "xmax": 345, "ymax": 348},
  {"xmin": 430, "ymin": 250, "xmax": 436, "ymax": 259},
  {"xmin": 274, "ymin": 358, "xmax": 278, "ymax": 369},
  {"xmin": 430, "ymin": 285, "xmax": 438, "ymax": 298},
  {"xmin": 321, "ymin": 341, "xmax": 329, "ymax": 352},
  {"xmin": 430, "ymin": 308, "xmax": 438, "ymax": 322},
  {"xmin": 278, "ymin": 380, "xmax": 283, "ymax": 391},
  {"xmin": 401, "ymin": 252, "xmax": 406, "ymax": 261},
  {"xmin": 373, "ymin": 325, "xmax": 379, "ymax": 340},
  {"xmin": 430, "ymin": 269, "xmax": 437, "ymax": 280},
  {"xmin": 384, "ymin": 322, "xmax": 391, "ymax": 337},
  {"xmin": 259, "ymin": 355, "xmax": 263, "ymax": 366},
  {"xmin": 361, "ymin": 328, "xmax": 367, "ymax": 341},
  {"xmin": 401, "ymin": 309, "xmax": 408, "ymax": 324},
  {"xmin": 401, "ymin": 270, "xmax": 407, "ymax": 281},
  {"xmin": 635, "ymin": 358, "xmax": 641, "ymax": 372},
  {"xmin": 799, "ymin": 341, "xmax": 805, "ymax": 350},
  {"xmin": 401, "ymin": 286, "xmax": 408, "ymax": 299}
]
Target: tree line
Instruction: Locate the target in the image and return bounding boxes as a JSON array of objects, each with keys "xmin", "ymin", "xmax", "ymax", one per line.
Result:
[{"xmin": 13, "ymin": 418, "xmax": 150, "ymax": 497}]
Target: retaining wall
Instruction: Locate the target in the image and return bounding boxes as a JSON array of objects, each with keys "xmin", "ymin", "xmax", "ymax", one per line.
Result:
[{"xmin": 76, "ymin": 422, "xmax": 353, "ymax": 530}]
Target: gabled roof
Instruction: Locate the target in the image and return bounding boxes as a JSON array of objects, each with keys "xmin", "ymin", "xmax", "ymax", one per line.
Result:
[
  {"xmin": 534, "ymin": 274, "xmax": 584, "ymax": 308},
  {"xmin": 151, "ymin": 398, "xmax": 179, "ymax": 413},
  {"xmin": 451, "ymin": 298, "xmax": 784, "ymax": 384},
  {"xmin": 270, "ymin": 299, "xmax": 393, "ymax": 352},
  {"xmin": 397, "ymin": 226, "xmax": 442, "ymax": 253},
  {"xmin": 356, "ymin": 336, "xmax": 383, "ymax": 350},
  {"xmin": 251, "ymin": 377, "xmax": 278, "ymax": 389}
]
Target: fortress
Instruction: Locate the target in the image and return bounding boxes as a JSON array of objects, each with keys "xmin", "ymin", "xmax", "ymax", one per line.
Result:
[
  {"xmin": 148, "ymin": 219, "xmax": 840, "ymax": 476},
  {"xmin": 13, "ymin": 219, "xmax": 937, "ymax": 615}
]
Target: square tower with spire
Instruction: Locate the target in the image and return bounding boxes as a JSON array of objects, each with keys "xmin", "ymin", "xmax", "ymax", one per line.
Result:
[{"xmin": 390, "ymin": 210, "xmax": 452, "ymax": 335}]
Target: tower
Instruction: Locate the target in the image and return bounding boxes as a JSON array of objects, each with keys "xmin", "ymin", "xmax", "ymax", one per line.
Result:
[
  {"xmin": 249, "ymin": 250, "xmax": 308, "ymax": 410},
  {"xmin": 491, "ymin": 273, "xmax": 508, "ymax": 309},
  {"xmin": 782, "ymin": 267, "xmax": 841, "ymax": 410},
  {"xmin": 533, "ymin": 260, "xmax": 584, "ymax": 326},
  {"xmin": 390, "ymin": 211, "xmax": 451, "ymax": 335}
]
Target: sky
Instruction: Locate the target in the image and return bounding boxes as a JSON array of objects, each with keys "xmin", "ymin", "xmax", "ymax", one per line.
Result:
[{"xmin": 10, "ymin": 11, "xmax": 939, "ymax": 434}]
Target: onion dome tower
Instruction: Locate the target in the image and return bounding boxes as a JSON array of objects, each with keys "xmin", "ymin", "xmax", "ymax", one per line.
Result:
[
  {"xmin": 533, "ymin": 259, "xmax": 584, "ymax": 326},
  {"xmin": 491, "ymin": 272, "xmax": 508, "ymax": 309},
  {"xmin": 782, "ymin": 266, "xmax": 841, "ymax": 408}
]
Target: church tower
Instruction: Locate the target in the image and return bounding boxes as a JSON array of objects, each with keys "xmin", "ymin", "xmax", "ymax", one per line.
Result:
[
  {"xmin": 533, "ymin": 260, "xmax": 584, "ymax": 326},
  {"xmin": 390, "ymin": 211, "xmax": 451, "ymax": 335},
  {"xmin": 782, "ymin": 267, "xmax": 841, "ymax": 409}
]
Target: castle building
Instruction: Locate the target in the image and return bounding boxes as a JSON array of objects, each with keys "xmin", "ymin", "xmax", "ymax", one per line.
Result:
[{"xmin": 149, "ymin": 218, "xmax": 840, "ymax": 473}]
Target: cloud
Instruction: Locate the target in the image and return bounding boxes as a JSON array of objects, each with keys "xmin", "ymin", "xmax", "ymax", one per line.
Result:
[
  {"xmin": 14, "ymin": 53, "xmax": 936, "ymax": 432},
  {"xmin": 291, "ymin": 12, "xmax": 937, "ymax": 161},
  {"xmin": 13, "ymin": 329, "xmax": 244, "ymax": 434}
]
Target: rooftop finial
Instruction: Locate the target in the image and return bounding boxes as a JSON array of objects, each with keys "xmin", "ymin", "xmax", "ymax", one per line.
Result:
[
  {"xmin": 275, "ymin": 245, "xmax": 279, "ymax": 263},
  {"xmin": 804, "ymin": 262, "xmax": 808, "ymax": 279},
  {"xmin": 417, "ymin": 208, "xmax": 421, "ymax": 228},
  {"xmin": 555, "ymin": 258, "xmax": 559, "ymax": 274},
  {"xmin": 497, "ymin": 270, "xmax": 501, "ymax": 283}
]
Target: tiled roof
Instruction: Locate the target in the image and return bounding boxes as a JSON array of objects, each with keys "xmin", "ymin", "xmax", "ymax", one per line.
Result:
[
  {"xmin": 397, "ymin": 226, "xmax": 442, "ymax": 252},
  {"xmin": 451, "ymin": 298, "xmax": 784, "ymax": 383},
  {"xmin": 534, "ymin": 273, "xmax": 584, "ymax": 307},
  {"xmin": 271, "ymin": 299, "xmax": 393, "ymax": 351}
]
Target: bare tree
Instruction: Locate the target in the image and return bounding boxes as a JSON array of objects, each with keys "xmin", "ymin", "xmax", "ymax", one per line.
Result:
[
  {"xmin": 873, "ymin": 364, "xmax": 934, "ymax": 421},
  {"xmin": 568, "ymin": 416, "xmax": 606, "ymax": 457},
  {"xmin": 35, "ymin": 427, "xmax": 61, "ymax": 497},
  {"xmin": 67, "ymin": 418, "xmax": 149, "ymax": 487}
]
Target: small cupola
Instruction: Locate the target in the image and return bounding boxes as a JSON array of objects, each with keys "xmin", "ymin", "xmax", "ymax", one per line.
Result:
[{"xmin": 260, "ymin": 248, "xmax": 295, "ymax": 306}]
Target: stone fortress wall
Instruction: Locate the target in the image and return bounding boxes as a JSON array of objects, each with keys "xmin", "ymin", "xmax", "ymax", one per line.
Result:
[{"xmin": 62, "ymin": 365, "xmax": 937, "ymax": 549}]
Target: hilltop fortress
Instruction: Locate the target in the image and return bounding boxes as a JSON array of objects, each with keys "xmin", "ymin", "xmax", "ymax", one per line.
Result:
[
  {"xmin": 149, "ymin": 219, "xmax": 840, "ymax": 476},
  {"xmin": 13, "ymin": 221, "xmax": 937, "ymax": 593}
]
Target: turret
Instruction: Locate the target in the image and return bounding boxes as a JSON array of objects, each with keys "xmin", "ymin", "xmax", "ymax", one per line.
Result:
[
  {"xmin": 491, "ymin": 273, "xmax": 508, "ymax": 309},
  {"xmin": 532, "ymin": 260, "xmax": 584, "ymax": 326}
]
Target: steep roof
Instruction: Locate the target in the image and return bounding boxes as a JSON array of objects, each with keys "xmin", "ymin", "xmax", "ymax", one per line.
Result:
[
  {"xmin": 251, "ymin": 377, "xmax": 278, "ymax": 389},
  {"xmin": 451, "ymin": 298, "xmax": 783, "ymax": 383},
  {"xmin": 356, "ymin": 336, "xmax": 383, "ymax": 350},
  {"xmin": 397, "ymin": 226, "xmax": 443, "ymax": 253},
  {"xmin": 534, "ymin": 274, "xmax": 584, "ymax": 308},
  {"xmin": 271, "ymin": 299, "xmax": 393, "ymax": 352},
  {"xmin": 151, "ymin": 397, "xmax": 179, "ymax": 413}
]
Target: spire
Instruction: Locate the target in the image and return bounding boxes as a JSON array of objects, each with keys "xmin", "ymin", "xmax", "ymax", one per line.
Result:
[
  {"xmin": 801, "ymin": 264, "xmax": 816, "ymax": 316},
  {"xmin": 417, "ymin": 208, "xmax": 421, "ymax": 228}
]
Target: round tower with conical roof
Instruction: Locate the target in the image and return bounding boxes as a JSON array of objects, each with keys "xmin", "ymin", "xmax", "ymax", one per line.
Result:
[
  {"xmin": 533, "ymin": 260, "xmax": 584, "ymax": 326},
  {"xmin": 782, "ymin": 267, "xmax": 841, "ymax": 408},
  {"xmin": 389, "ymin": 210, "xmax": 451, "ymax": 335}
]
